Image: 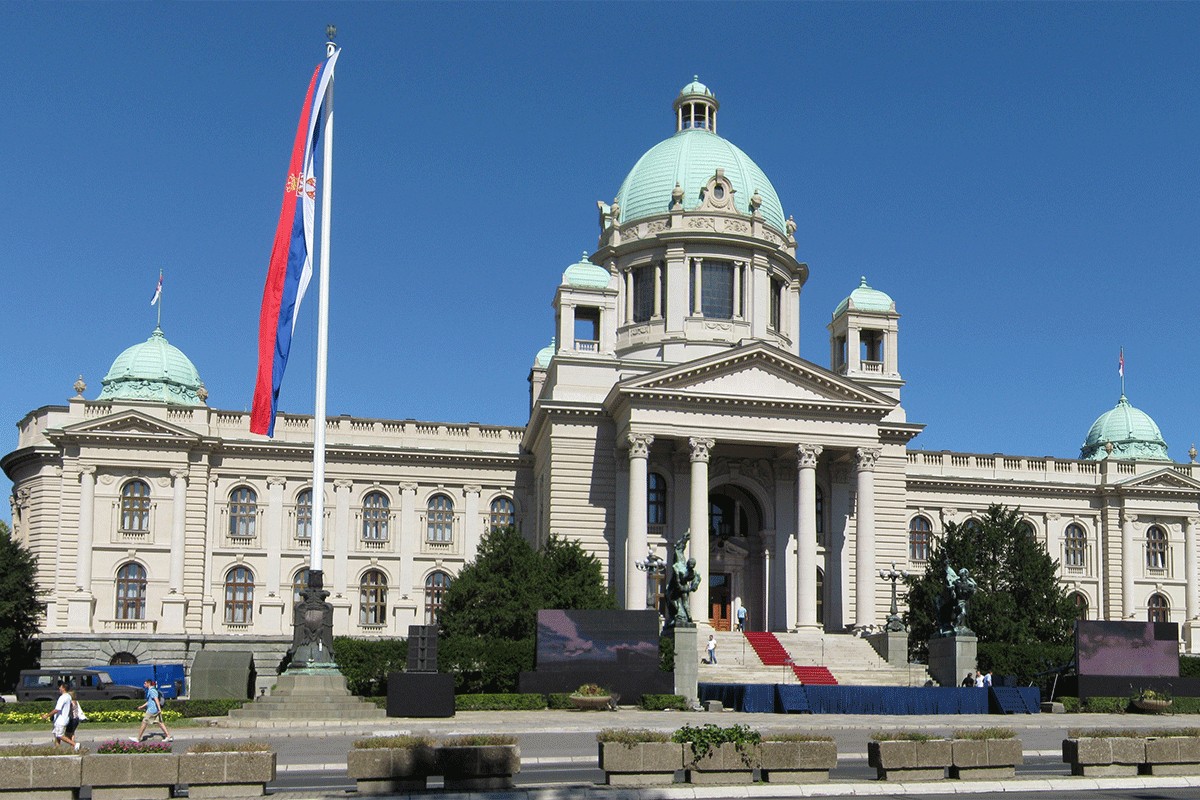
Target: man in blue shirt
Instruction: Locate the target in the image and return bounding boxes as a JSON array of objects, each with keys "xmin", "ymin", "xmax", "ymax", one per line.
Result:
[{"xmin": 131, "ymin": 678, "xmax": 172, "ymax": 743}]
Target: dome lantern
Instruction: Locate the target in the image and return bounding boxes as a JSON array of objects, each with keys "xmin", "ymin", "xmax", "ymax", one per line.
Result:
[{"xmin": 673, "ymin": 75, "xmax": 719, "ymax": 133}]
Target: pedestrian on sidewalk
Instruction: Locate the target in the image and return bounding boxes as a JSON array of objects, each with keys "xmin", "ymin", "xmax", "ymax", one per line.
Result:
[
  {"xmin": 706, "ymin": 634, "xmax": 717, "ymax": 664},
  {"xmin": 44, "ymin": 681, "xmax": 79, "ymax": 750},
  {"xmin": 132, "ymin": 678, "xmax": 172, "ymax": 743}
]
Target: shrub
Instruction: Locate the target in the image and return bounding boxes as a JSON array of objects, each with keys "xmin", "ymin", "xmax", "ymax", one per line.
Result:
[
  {"xmin": 1061, "ymin": 697, "xmax": 1081, "ymax": 712},
  {"xmin": 441, "ymin": 734, "xmax": 517, "ymax": 747},
  {"xmin": 671, "ymin": 723, "xmax": 761, "ymax": 762},
  {"xmin": 453, "ymin": 693, "xmax": 546, "ymax": 711},
  {"xmin": 598, "ymin": 728, "xmax": 671, "ymax": 746},
  {"xmin": 1067, "ymin": 728, "xmax": 1145, "ymax": 738},
  {"xmin": 96, "ymin": 739, "xmax": 172, "ymax": 754},
  {"xmin": 952, "ymin": 727, "xmax": 1015, "ymax": 740},
  {"xmin": 332, "ymin": 636, "xmax": 408, "ymax": 696},
  {"xmin": 0, "ymin": 709, "xmax": 182, "ymax": 725},
  {"xmin": 1081, "ymin": 697, "xmax": 1129, "ymax": 714},
  {"xmin": 976, "ymin": 641, "xmax": 1074, "ymax": 688},
  {"xmin": 169, "ymin": 699, "xmax": 246, "ymax": 718},
  {"xmin": 547, "ymin": 693, "xmax": 574, "ymax": 710},
  {"xmin": 187, "ymin": 741, "xmax": 271, "ymax": 753},
  {"xmin": 1181, "ymin": 655, "xmax": 1200, "ymax": 678},
  {"xmin": 659, "ymin": 635, "xmax": 674, "ymax": 672},
  {"xmin": 870, "ymin": 731, "xmax": 944, "ymax": 742},
  {"xmin": 763, "ymin": 732, "xmax": 834, "ymax": 742},
  {"xmin": 353, "ymin": 735, "xmax": 437, "ymax": 750},
  {"xmin": 641, "ymin": 694, "xmax": 688, "ymax": 711},
  {"xmin": 0, "ymin": 744, "xmax": 77, "ymax": 757}
]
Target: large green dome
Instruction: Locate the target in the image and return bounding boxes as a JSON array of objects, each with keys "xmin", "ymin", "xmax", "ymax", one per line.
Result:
[
  {"xmin": 614, "ymin": 81, "xmax": 786, "ymax": 233},
  {"xmin": 97, "ymin": 327, "xmax": 207, "ymax": 406},
  {"xmin": 1080, "ymin": 394, "xmax": 1169, "ymax": 461}
]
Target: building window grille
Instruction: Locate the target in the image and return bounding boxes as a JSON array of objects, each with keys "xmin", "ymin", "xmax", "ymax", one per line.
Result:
[
  {"xmin": 362, "ymin": 491, "xmax": 390, "ymax": 541},
  {"xmin": 1147, "ymin": 525, "xmax": 1168, "ymax": 570},
  {"xmin": 489, "ymin": 496, "xmax": 515, "ymax": 530},
  {"xmin": 632, "ymin": 266, "xmax": 655, "ymax": 323},
  {"xmin": 1064, "ymin": 523, "xmax": 1087, "ymax": 568},
  {"xmin": 360, "ymin": 569, "xmax": 388, "ymax": 626},
  {"xmin": 909, "ymin": 515, "xmax": 932, "ymax": 562},
  {"xmin": 701, "ymin": 260, "xmax": 734, "ymax": 319},
  {"xmin": 648, "ymin": 473, "xmax": 667, "ymax": 526},
  {"xmin": 1148, "ymin": 592, "xmax": 1170, "ymax": 623},
  {"xmin": 224, "ymin": 566, "xmax": 254, "ymax": 624},
  {"xmin": 115, "ymin": 562, "xmax": 147, "ymax": 620},
  {"xmin": 815, "ymin": 485, "xmax": 825, "ymax": 539},
  {"xmin": 296, "ymin": 490, "xmax": 313, "ymax": 540},
  {"xmin": 120, "ymin": 480, "xmax": 151, "ymax": 532},
  {"xmin": 228, "ymin": 486, "xmax": 257, "ymax": 539},
  {"xmin": 425, "ymin": 571, "xmax": 451, "ymax": 624},
  {"xmin": 427, "ymin": 495, "xmax": 454, "ymax": 542}
]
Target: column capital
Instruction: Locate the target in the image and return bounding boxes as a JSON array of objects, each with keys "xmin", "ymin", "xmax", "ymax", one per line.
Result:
[
  {"xmin": 855, "ymin": 447, "xmax": 881, "ymax": 471},
  {"xmin": 1121, "ymin": 512, "xmax": 1138, "ymax": 525},
  {"xmin": 464, "ymin": 484, "xmax": 482, "ymax": 496},
  {"xmin": 78, "ymin": 464, "xmax": 97, "ymax": 477},
  {"xmin": 169, "ymin": 468, "xmax": 188, "ymax": 481},
  {"xmin": 397, "ymin": 481, "xmax": 417, "ymax": 493},
  {"xmin": 689, "ymin": 437, "xmax": 716, "ymax": 463},
  {"xmin": 1187, "ymin": 516, "xmax": 1199, "ymax": 527},
  {"xmin": 796, "ymin": 444, "xmax": 823, "ymax": 469},
  {"xmin": 266, "ymin": 476, "xmax": 287, "ymax": 488},
  {"xmin": 627, "ymin": 433, "xmax": 654, "ymax": 459}
]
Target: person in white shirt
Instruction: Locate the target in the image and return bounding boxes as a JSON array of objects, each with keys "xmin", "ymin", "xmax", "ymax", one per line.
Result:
[
  {"xmin": 974, "ymin": 672, "xmax": 985, "ymax": 688},
  {"xmin": 706, "ymin": 635, "xmax": 717, "ymax": 664},
  {"xmin": 982, "ymin": 670, "xmax": 993, "ymax": 687},
  {"xmin": 44, "ymin": 681, "xmax": 79, "ymax": 750}
]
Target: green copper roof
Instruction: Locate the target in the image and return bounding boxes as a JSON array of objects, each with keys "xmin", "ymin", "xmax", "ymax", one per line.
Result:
[
  {"xmin": 98, "ymin": 327, "xmax": 206, "ymax": 406},
  {"xmin": 1081, "ymin": 394, "xmax": 1170, "ymax": 461},
  {"xmin": 679, "ymin": 76, "xmax": 713, "ymax": 98},
  {"xmin": 833, "ymin": 276, "xmax": 895, "ymax": 317},
  {"xmin": 534, "ymin": 338, "xmax": 556, "ymax": 369},
  {"xmin": 562, "ymin": 252, "xmax": 611, "ymax": 289}
]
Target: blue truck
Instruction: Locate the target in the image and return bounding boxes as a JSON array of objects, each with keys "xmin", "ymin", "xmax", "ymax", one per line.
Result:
[{"xmin": 86, "ymin": 664, "xmax": 186, "ymax": 700}]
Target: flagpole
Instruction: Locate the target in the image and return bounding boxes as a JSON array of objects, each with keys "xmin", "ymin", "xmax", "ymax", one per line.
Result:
[
  {"xmin": 156, "ymin": 270, "xmax": 163, "ymax": 328},
  {"xmin": 310, "ymin": 30, "xmax": 336, "ymax": 590}
]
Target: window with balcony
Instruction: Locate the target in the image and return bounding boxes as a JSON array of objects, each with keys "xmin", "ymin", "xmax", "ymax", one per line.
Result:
[
  {"xmin": 427, "ymin": 494, "xmax": 454, "ymax": 542},
  {"xmin": 362, "ymin": 491, "xmax": 390, "ymax": 541},
  {"xmin": 224, "ymin": 566, "xmax": 254, "ymax": 624},
  {"xmin": 425, "ymin": 571, "xmax": 451, "ymax": 624},
  {"xmin": 296, "ymin": 489, "xmax": 313, "ymax": 540},
  {"xmin": 1148, "ymin": 592, "xmax": 1170, "ymax": 623},
  {"xmin": 120, "ymin": 480, "xmax": 151, "ymax": 532},
  {"xmin": 909, "ymin": 515, "xmax": 932, "ymax": 562},
  {"xmin": 228, "ymin": 486, "xmax": 257, "ymax": 539},
  {"xmin": 1064, "ymin": 523, "xmax": 1087, "ymax": 569},
  {"xmin": 360, "ymin": 569, "xmax": 388, "ymax": 626},
  {"xmin": 574, "ymin": 307, "xmax": 600, "ymax": 352},
  {"xmin": 115, "ymin": 562, "xmax": 147, "ymax": 620},
  {"xmin": 1147, "ymin": 525, "xmax": 1168, "ymax": 570},
  {"xmin": 489, "ymin": 496, "xmax": 515, "ymax": 530}
]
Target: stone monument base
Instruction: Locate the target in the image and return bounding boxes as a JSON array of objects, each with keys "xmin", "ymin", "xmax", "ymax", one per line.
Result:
[
  {"xmin": 927, "ymin": 632, "xmax": 977, "ymax": 688},
  {"xmin": 866, "ymin": 630, "xmax": 909, "ymax": 667},
  {"xmin": 673, "ymin": 624, "xmax": 699, "ymax": 707},
  {"xmin": 224, "ymin": 670, "xmax": 385, "ymax": 724}
]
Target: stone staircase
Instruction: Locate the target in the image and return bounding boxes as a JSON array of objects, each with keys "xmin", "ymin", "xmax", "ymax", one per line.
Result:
[
  {"xmin": 698, "ymin": 630, "xmax": 932, "ymax": 687},
  {"xmin": 224, "ymin": 671, "xmax": 386, "ymax": 725}
]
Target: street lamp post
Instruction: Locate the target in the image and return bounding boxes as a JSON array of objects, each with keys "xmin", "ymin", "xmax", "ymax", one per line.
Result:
[
  {"xmin": 879, "ymin": 562, "xmax": 908, "ymax": 632},
  {"xmin": 635, "ymin": 550, "xmax": 666, "ymax": 619}
]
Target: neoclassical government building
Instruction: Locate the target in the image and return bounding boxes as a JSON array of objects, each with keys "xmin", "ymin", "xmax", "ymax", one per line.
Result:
[{"xmin": 7, "ymin": 80, "xmax": 1200, "ymax": 673}]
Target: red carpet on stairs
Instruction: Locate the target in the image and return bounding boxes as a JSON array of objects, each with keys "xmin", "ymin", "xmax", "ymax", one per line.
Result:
[{"xmin": 743, "ymin": 632, "xmax": 839, "ymax": 685}]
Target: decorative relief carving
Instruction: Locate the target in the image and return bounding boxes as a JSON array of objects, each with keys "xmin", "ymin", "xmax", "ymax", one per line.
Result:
[
  {"xmin": 797, "ymin": 444, "xmax": 823, "ymax": 470},
  {"xmin": 98, "ymin": 474, "xmax": 115, "ymax": 485},
  {"xmin": 703, "ymin": 321, "xmax": 732, "ymax": 331},
  {"xmin": 855, "ymin": 447, "xmax": 881, "ymax": 471},
  {"xmin": 155, "ymin": 476, "xmax": 172, "ymax": 488},
  {"xmin": 266, "ymin": 476, "xmax": 286, "ymax": 488},
  {"xmin": 689, "ymin": 437, "xmax": 716, "ymax": 463},
  {"xmin": 621, "ymin": 225, "xmax": 640, "ymax": 241},
  {"xmin": 14, "ymin": 487, "xmax": 31, "ymax": 509},
  {"xmin": 736, "ymin": 458, "xmax": 775, "ymax": 484},
  {"xmin": 627, "ymin": 433, "xmax": 654, "ymax": 459},
  {"xmin": 724, "ymin": 219, "xmax": 751, "ymax": 234},
  {"xmin": 686, "ymin": 216, "xmax": 716, "ymax": 231},
  {"xmin": 646, "ymin": 220, "xmax": 667, "ymax": 234},
  {"xmin": 464, "ymin": 485, "xmax": 482, "ymax": 495}
]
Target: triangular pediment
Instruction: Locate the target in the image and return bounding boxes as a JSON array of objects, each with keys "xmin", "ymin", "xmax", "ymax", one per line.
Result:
[
  {"xmin": 615, "ymin": 342, "xmax": 896, "ymax": 413},
  {"xmin": 1115, "ymin": 467, "xmax": 1200, "ymax": 492},
  {"xmin": 54, "ymin": 409, "xmax": 201, "ymax": 442}
]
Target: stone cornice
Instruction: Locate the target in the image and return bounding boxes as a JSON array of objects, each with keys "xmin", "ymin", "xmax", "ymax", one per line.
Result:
[{"xmin": 907, "ymin": 476, "xmax": 1104, "ymax": 499}]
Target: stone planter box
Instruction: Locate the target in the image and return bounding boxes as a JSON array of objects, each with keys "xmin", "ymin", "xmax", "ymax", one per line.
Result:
[
  {"xmin": 759, "ymin": 740, "xmax": 837, "ymax": 783},
  {"xmin": 867, "ymin": 739, "xmax": 951, "ymax": 781},
  {"xmin": 0, "ymin": 754, "xmax": 82, "ymax": 799},
  {"xmin": 180, "ymin": 751, "xmax": 276, "ymax": 798},
  {"xmin": 347, "ymin": 746, "xmax": 438, "ymax": 794},
  {"xmin": 1143, "ymin": 736, "xmax": 1200, "ymax": 776},
  {"xmin": 82, "ymin": 753, "xmax": 179, "ymax": 800},
  {"xmin": 950, "ymin": 738, "xmax": 1023, "ymax": 780},
  {"xmin": 1062, "ymin": 737, "xmax": 1145, "ymax": 777},
  {"xmin": 597, "ymin": 741, "xmax": 683, "ymax": 786},
  {"xmin": 438, "ymin": 744, "xmax": 520, "ymax": 791},
  {"xmin": 684, "ymin": 742, "xmax": 759, "ymax": 785},
  {"xmin": 569, "ymin": 695, "xmax": 612, "ymax": 711}
]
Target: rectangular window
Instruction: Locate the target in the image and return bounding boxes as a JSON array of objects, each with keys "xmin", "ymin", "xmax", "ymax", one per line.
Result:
[
  {"xmin": 770, "ymin": 277, "xmax": 783, "ymax": 330},
  {"xmin": 632, "ymin": 266, "xmax": 655, "ymax": 323},
  {"xmin": 701, "ymin": 260, "xmax": 734, "ymax": 319},
  {"xmin": 574, "ymin": 307, "xmax": 600, "ymax": 351}
]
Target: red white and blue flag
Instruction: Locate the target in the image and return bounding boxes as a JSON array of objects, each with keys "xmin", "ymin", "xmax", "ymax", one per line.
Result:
[
  {"xmin": 1118, "ymin": 348, "xmax": 1124, "ymax": 378},
  {"xmin": 150, "ymin": 272, "xmax": 163, "ymax": 306},
  {"xmin": 251, "ymin": 50, "xmax": 340, "ymax": 437}
]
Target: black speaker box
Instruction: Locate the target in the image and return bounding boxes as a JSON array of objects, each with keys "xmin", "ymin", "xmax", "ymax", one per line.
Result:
[
  {"xmin": 387, "ymin": 671, "xmax": 454, "ymax": 718},
  {"xmin": 407, "ymin": 625, "xmax": 438, "ymax": 672}
]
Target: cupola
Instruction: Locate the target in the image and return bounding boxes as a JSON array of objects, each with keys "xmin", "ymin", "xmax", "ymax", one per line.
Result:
[
  {"xmin": 97, "ymin": 326, "xmax": 207, "ymax": 406},
  {"xmin": 673, "ymin": 75, "xmax": 719, "ymax": 132},
  {"xmin": 828, "ymin": 277, "xmax": 902, "ymax": 399},
  {"xmin": 1081, "ymin": 394, "xmax": 1170, "ymax": 461}
]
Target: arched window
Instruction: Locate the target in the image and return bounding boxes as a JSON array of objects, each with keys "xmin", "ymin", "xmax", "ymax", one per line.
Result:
[
  {"xmin": 291, "ymin": 568, "xmax": 310, "ymax": 606},
  {"xmin": 109, "ymin": 652, "xmax": 138, "ymax": 666},
  {"xmin": 1147, "ymin": 525, "xmax": 1168, "ymax": 570},
  {"xmin": 909, "ymin": 516, "xmax": 932, "ymax": 562},
  {"xmin": 224, "ymin": 566, "xmax": 254, "ymax": 624},
  {"xmin": 647, "ymin": 474, "xmax": 667, "ymax": 526},
  {"xmin": 115, "ymin": 562, "xmax": 147, "ymax": 620},
  {"xmin": 425, "ymin": 571, "xmax": 451, "ymax": 624},
  {"xmin": 489, "ymin": 496, "xmax": 515, "ymax": 530},
  {"xmin": 120, "ymin": 480, "xmax": 151, "ymax": 532},
  {"xmin": 1069, "ymin": 591, "xmax": 1089, "ymax": 620},
  {"xmin": 229, "ymin": 487, "xmax": 257, "ymax": 539},
  {"xmin": 362, "ymin": 492, "xmax": 390, "ymax": 541},
  {"xmin": 1148, "ymin": 592, "xmax": 1170, "ymax": 623},
  {"xmin": 1017, "ymin": 520, "xmax": 1036, "ymax": 539},
  {"xmin": 961, "ymin": 518, "xmax": 981, "ymax": 533},
  {"xmin": 360, "ymin": 570, "xmax": 388, "ymax": 626},
  {"xmin": 296, "ymin": 490, "xmax": 313, "ymax": 541},
  {"xmin": 427, "ymin": 495, "xmax": 454, "ymax": 542},
  {"xmin": 1064, "ymin": 524, "xmax": 1087, "ymax": 568}
]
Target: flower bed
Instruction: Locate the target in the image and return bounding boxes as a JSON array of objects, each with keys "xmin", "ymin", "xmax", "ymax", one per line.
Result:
[
  {"xmin": 439, "ymin": 735, "xmax": 520, "ymax": 792},
  {"xmin": 673, "ymin": 724, "xmax": 761, "ymax": 785}
]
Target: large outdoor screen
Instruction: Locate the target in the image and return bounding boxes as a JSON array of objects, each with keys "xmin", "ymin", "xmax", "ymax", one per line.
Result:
[
  {"xmin": 1075, "ymin": 620, "xmax": 1179, "ymax": 677},
  {"xmin": 534, "ymin": 609, "xmax": 660, "ymax": 669}
]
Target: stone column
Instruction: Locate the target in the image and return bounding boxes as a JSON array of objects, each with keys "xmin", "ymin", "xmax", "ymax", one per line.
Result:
[
  {"xmin": 1187, "ymin": 517, "xmax": 1199, "ymax": 620},
  {"xmin": 732, "ymin": 261, "xmax": 743, "ymax": 319},
  {"xmin": 76, "ymin": 465, "xmax": 97, "ymax": 590},
  {"xmin": 854, "ymin": 448, "xmax": 880, "ymax": 629},
  {"xmin": 652, "ymin": 262, "xmax": 663, "ymax": 319},
  {"xmin": 796, "ymin": 444, "xmax": 823, "ymax": 629},
  {"xmin": 624, "ymin": 270, "xmax": 634, "ymax": 323},
  {"xmin": 691, "ymin": 259, "xmax": 703, "ymax": 315},
  {"xmin": 688, "ymin": 437, "xmax": 714, "ymax": 623},
  {"xmin": 625, "ymin": 433, "xmax": 654, "ymax": 610},
  {"xmin": 1122, "ymin": 512, "xmax": 1136, "ymax": 618},
  {"xmin": 168, "ymin": 469, "xmax": 188, "ymax": 593},
  {"xmin": 464, "ymin": 485, "xmax": 482, "ymax": 557}
]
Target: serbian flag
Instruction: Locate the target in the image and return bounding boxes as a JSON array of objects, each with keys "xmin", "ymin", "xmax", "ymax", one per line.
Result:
[
  {"xmin": 150, "ymin": 272, "xmax": 163, "ymax": 306},
  {"xmin": 1118, "ymin": 347, "xmax": 1124, "ymax": 378},
  {"xmin": 251, "ymin": 50, "xmax": 340, "ymax": 436}
]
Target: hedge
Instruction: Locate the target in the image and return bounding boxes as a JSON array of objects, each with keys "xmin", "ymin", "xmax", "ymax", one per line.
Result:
[
  {"xmin": 641, "ymin": 694, "xmax": 688, "ymax": 711},
  {"xmin": 2, "ymin": 699, "xmax": 244, "ymax": 718},
  {"xmin": 454, "ymin": 693, "xmax": 547, "ymax": 711},
  {"xmin": 1061, "ymin": 696, "xmax": 1200, "ymax": 714}
]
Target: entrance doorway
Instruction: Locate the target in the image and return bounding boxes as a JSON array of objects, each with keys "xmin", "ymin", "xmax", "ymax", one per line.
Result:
[{"xmin": 709, "ymin": 572, "xmax": 731, "ymax": 630}]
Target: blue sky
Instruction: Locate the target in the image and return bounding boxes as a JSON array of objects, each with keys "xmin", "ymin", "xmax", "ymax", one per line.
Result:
[{"xmin": 3, "ymin": 2, "xmax": 1199, "ymax": 521}]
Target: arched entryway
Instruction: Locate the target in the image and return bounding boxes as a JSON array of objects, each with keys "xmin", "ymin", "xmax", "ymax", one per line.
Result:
[{"xmin": 708, "ymin": 485, "xmax": 764, "ymax": 631}]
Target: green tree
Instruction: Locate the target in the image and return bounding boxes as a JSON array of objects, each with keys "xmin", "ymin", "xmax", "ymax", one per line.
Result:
[
  {"xmin": 904, "ymin": 505, "xmax": 1077, "ymax": 668},
  {"xmin": 0, "ymin": 521, "xmax": 43, "ymax": 688},
  {"xmin": 438, "ymin": 526, "xmax": 615, "ymax": 693}
]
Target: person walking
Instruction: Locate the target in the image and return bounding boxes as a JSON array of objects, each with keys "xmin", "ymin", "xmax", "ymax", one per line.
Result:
[
  {"xmin": 44, "ymin": 681, "xmax": 79, "ymax": 750},
  {"xmin": 735, "ymin": 605, "xmax": 747, "ymax": 632},
  {"xmin": 706, "ymin": 634, "xmax": 717, "ymax": 665},
  {"xmin": 131, "ymin": 678, "xmax": 172, "ymax": 743}
]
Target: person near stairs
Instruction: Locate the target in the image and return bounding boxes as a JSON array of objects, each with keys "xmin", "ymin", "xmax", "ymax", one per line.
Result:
[
  {"xmin": 706, "ymin": 634, "xmax": 717, "ymax": 664},
  {"xmin": 736, "ymin": 605, "xmax": 747, "ymax": 631}
]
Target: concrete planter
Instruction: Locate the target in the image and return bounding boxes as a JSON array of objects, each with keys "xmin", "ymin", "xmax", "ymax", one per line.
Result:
[
  {"xmin": 180, "ymin": 751, "xmax": 276, "ymax": 798},
  {"xmin": 1143, "ymin": 736, "xmax": 1200, "ymax": 776},
  {"xmin": 0, "ymin": 754, "xmax": 82, "ymax": 799},
  {"xmin": 438, "ymin": 744, "xmax": 520, "ymax": 791},
  {"xmin": 1062, "ymin": 737, "xmax": 1145, "ymax": 777},
  {"xmin": 759, "ymin": 740, "xmax": 837, "ymax": 783},
  {"xmin": 346, "ymin": 746, "xmax": 438, "ymax": 794},
  {"xmin": 867, "ymin": 739, "xmax": 951, "ymax": 781},
  {"xmin": 597, "ymin": 741, "xmax": 683, "ymax": 786},
  {"xmin": 684, "ymin": 741, "xmax": 759, "ymax": 785},
  {"xmin": 81, "ymin": 753, "xmax": 179, "ymax": 800},
  {"xmin": 569, "ymin": 694, "xmax": 612, "ymax": 711},
  {"xmin": 949, "ymin": 738, "xmax": 1023, "ymax": 780}
]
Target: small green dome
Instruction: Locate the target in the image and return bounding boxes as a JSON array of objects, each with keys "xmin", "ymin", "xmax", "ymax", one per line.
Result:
[
  {"xmin": 833, "ymin": 276, "xmax": 895, "ymax": 317},
  {"xmin": 97, "ymin": 327, "xmax": 206, "ymax": 406},
  {"xmin": 562, "ymin": 252, "xmax": 611, "ymax": 289},
  {"xmin": 534, "ymin": 338, "xmax": 556, "ymax": 369},
  {"xmin": 679, "ymin": 75, "xmax": 713, "ymax": 98},
  {"xmin": 1081, "ymin": 394, "xmax": 1170, "ymax": 461}
]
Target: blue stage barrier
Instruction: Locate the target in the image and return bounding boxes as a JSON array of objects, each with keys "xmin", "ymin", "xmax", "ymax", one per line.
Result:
[{"xmin": 698, "ymin": 683, "xmax": 1015, "ymax": 715}]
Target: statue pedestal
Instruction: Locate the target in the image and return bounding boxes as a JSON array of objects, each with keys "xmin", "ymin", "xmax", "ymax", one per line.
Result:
[
  {"xmin": 928, "ymin": 632, "xmax": 977, "ymax": 688},
  {"xmin": 673, "ymin": 624, "xmax": 699, "ymax": 706},
  {"xmin": 867, "ymin": 630, "xmax": 909, "ymax": 667}
]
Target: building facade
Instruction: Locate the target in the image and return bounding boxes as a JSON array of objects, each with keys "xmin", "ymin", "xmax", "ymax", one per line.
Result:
[{"xmin": 6, "ymin": 80, "xmax": 1199, "ymax": 677}]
